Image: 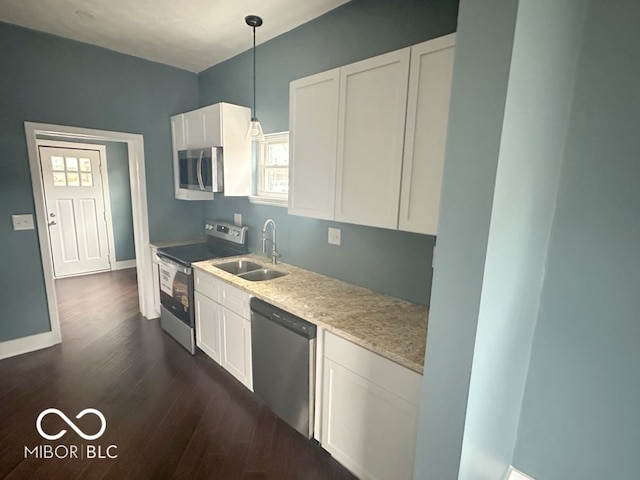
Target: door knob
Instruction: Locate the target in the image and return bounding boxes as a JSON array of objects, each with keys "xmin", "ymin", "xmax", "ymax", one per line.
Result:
[{"xmin": 48, "ymin": 220, "xmax": 57, "ymax": 226}]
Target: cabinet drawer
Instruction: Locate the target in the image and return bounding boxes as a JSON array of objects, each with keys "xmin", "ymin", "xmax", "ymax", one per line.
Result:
[
  {"xmin": 221, "ymin": 283, "xmax": 251, "ymax": 318},
  {"xmin": 324, "ymin": 331, "xmax": 422, "ymax": 407},
  {"xmin": 194, "ymin": 269, "xmax": 221, "ymax": 302}
]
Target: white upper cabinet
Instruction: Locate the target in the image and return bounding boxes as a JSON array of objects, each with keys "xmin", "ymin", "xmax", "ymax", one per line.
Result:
[
  {"xmin": 335, "ymin": 48, "xmax": 411, "ymax": 230},
  {"xmin": 184, "ymin": 105, "xmax": 222, "ymax": 149},
  {"xmin": 171, "ymin": 102, "xmax": 251, "ymax": 200},
  {"xmin": 288, "ymin": 69, "xmax": 340, "ymax": 220},
  {"xmin": 171, "ymin": 115, "xmax": 187, "ymax": 152},
  {"xmin": 399, "ymin": 34, "xmax": 456, "ymax": 235},
  {"xmin": 287, "ymin": 34, "xmax": 455, "ymax": 233}
]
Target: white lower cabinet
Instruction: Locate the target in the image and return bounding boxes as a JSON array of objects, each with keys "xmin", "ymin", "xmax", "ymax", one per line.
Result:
[
  {"xmin": 194, "ymin": 270, "xmax": 252, "ymax": 390},
  {"xmin": 321, "ymin": 332, "xmax": 422, "ymax": 480},
  {"xmin": 195, "ymin": 292, "xmax": 222, "ymax": 363},
  {"xmin": 220, "ymin": 307, "xmax": 252, "ymax": 390}
]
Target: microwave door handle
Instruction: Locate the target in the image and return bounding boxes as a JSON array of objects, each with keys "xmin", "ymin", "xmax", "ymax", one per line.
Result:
[{"xmin": 197, "ymin": 150, "xmax": 205, "ymax": 191}]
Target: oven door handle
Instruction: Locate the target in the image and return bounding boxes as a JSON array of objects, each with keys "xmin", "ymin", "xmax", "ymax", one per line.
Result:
[{"xmin": 156, "ymin": 254, "xmax": 192, "ymax": 275}]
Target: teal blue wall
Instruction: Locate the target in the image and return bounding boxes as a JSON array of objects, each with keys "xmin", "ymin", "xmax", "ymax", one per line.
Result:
[
  {"xmin": 457, "ymin": 1, "xmax": 587, "ymax": 479},
  {"xmin": 513, "ymin": 0, "xmax": 640, "ymax": 478},
  {"xmin": 417, "ymin": 0, "xmax": 640, "ymax": 478},
  {"xmin": 103, "ymin": 141, "xmax": 135, "ymax": 261},
  {"xmin": 198, "ymin": 0, "xmax": 459, "ymax": 305},
  {"xmin": 199, "ymin": 0, "xmax": 459, "ymax": 132},
  {"xmin": 0, "ymin": 22, "xmax": 200, "ymax": 342},
  {"xmin": 414, "ymin": 0, "xmax": 520, "ymax": 476}
]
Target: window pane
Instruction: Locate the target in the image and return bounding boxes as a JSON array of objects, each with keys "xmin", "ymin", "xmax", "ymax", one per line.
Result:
[
  {"xmin": 264, "ymin": 167, "xmax": 289, "ymax": 194},
  {"xmin": 65, "ymin": 157, "xmax": 79, "ymax": 172},
  {"xmin": 79, "ymin": 158, "xmax": 92, "ymax": 172},
  {"xmin": 257, "ymin": 132, "xmax": 289, "ymax": 200},
  {"xmin": 53, "ymin": 172, "xmax": 66, "ymax": 186},
  {"xmin": 51, "ymin": 156, "xmax": 65, "ymax": 171},
  {"xmin": 67, "ymin": 172, "xmax": 80, "ymax": 186},
  {"xmin": 266, "ymin": 143, "xmax": 289, "ymax": 166},
  {"xmin": 81, "ymin": 173, "xmax": 93, "ymax": 186}
]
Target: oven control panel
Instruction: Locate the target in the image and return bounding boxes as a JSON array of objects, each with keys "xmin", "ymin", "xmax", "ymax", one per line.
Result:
[{"xmin": 205, "ymin": 221, "xmax": 247, "ymax": 244}]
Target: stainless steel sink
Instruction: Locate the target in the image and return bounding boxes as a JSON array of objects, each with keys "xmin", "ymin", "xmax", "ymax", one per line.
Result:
[
  {"xmin": 214, "ymin": 260, "xmax": 263, "ymax": 275},
  {"xmin": 238, "ymin": 269, "xmax": 288, "ymax": 282}
]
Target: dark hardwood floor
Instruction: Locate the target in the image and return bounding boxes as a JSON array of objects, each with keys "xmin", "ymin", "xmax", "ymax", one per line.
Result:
[{"xmin": 0, "ymin": 269, "xmax": 356, "ymax": 480}]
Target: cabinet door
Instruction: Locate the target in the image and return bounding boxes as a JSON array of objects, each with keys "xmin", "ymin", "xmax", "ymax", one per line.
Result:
[
  {"xmin": 219, "ymin": 103, "xmax": 251, "ymax": 196},
  {"xmin": 322, "ymin": 358, "xmax": 419, "ymax": 480},
  {"xmin": 399, "ymin": 34, "xmax": 456, "ymax": 235},
  {"xmin": 201, "ymin": 104, "xmax": 222, "ymax": 147},
  {"xmin": 171, "ymin": 114, "xmax": 186, "ymax": 152},
  {"xmin": 184, "ymin": 105, "xmax": 221, "ymax": 149},
  {"xmin": 335, "ymin": 48, "xmax": 410, "ymax": 229},
  {"xmin": 183, "ymin": 109, "xmax": 204, "ymax": 149},
  {"xmin": 221, "ymin": 308, "xmax": 252, "ymax": 390},
  {"xmin": 195, "ymin": 292, "xmax": 222, "ymax": 363},
  {"xmin": 288, "ymin": 69, "xmax": 340, "ymax": 220}
]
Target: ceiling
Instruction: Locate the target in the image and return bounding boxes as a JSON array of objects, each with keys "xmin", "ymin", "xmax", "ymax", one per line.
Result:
[{"xmin": 0, "ymin": 0, "xmax": 350, "ymax": 73}]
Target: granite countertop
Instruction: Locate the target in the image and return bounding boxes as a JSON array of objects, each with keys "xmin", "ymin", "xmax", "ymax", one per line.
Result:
[{"xmin": 193, "ymin": 254, "xmax": 428, "ymax": 374}]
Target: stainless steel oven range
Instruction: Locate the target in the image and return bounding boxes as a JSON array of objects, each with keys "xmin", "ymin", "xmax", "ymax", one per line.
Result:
[{"xmin": 155, "ymin": 221, "xmax": 248, "ymax": 353}]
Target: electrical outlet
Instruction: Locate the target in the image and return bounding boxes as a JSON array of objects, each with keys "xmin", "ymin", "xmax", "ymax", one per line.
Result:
[
  {"xmin": 234, "ymin": 213, "xmax": 242, "ymax": 226},
  {"xmin": 12, "ymin": 214, "xmax": 35, "ymax": 231},
  {"xmin": 328, "ymin": 227, "xmax": 341, "ymax": 246}
]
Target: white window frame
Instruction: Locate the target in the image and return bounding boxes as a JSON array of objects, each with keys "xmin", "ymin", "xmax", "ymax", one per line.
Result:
[{"xmin": 250, "ymin": 131, "xmax": 289, "ymax": 207}]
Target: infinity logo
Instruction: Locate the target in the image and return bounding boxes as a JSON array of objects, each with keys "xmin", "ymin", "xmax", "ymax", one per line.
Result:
[{"xmin": 36, "ymin": 408, "xmax": 107, "ymax": 441}]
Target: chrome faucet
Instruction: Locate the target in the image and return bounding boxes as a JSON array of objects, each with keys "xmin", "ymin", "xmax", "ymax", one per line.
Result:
[{"xmin": 262, "ymin": 218, "xmax": 280, "ymax": 264}]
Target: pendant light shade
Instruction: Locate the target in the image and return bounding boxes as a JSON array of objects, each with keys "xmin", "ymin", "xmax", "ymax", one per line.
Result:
[{"xmin": 245, "ymin": 15, "xmax": 265, "ymax": 142}]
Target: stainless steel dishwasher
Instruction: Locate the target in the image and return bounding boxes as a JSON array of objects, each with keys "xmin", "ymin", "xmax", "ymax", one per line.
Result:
[{"xmin": 250, "ymin": 297, "xmax": 317, "ymax": 438}]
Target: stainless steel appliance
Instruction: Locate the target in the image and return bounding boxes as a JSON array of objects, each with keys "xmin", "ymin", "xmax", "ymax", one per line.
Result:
[
  {"xmin": 178, "ymin": 147, "xmax": 223, "ymax": 193},
  {"xmin": 250, "ymin": 297, "xmax": 317, "ymax": 438},
  {"xmin": 156, "ymin": 221, "xmax": 248, "ymax": 353}
]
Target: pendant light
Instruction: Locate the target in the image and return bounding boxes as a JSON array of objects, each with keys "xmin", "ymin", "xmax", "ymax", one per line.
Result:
[{"xmin": 245, "ymin": 14, "xmax": 265, "ymax": 142}]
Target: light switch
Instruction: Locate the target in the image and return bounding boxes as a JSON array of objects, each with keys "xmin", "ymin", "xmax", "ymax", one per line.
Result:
[
  {"xmin": 234, "ymin": 213, "xmax": 242, "ymax": 226},
  {"xmin": 12, "ymin": 214, "xmax": 35, "ymax": 231},
  {"xmin": 328, "ymin": 227, "xmax": 341, "ymax": 246}
]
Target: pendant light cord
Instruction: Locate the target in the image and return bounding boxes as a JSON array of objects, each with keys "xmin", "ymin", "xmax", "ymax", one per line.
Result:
[{"xmin": 252, "ymin": 25, "xmax": 256, "ymax": 119}]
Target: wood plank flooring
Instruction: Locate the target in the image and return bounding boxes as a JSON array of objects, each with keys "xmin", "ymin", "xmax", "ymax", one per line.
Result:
[{"xmin": 0, "ymin": 269, "xmax": 356, "ymax": 480}]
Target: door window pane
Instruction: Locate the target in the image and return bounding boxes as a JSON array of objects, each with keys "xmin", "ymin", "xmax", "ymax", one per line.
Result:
[
  {"xmin": 65, "ymin": 157, "xmax": 79, "ymax": 172},
  {"xmin": 53, "ymin": 172, "xmax": 66, "ymax": 186},
  {"xmin": 51, "ymin": 156, "xmax": 65, "ymax": 171},
  {"xmin": 79, "ymin": 158, "xmax": 92, "ymax": 172},
  {"xmin": 67, "ymin": 172, "xmax": 80, "ymax": 186},
  {"xmin": 81, "ymin": 173, "xmax": 93, "ymax": 187}
]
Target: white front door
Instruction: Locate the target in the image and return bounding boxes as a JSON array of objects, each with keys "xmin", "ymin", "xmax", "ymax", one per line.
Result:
[{"xmin": 39, "ymin": 146, "xmax": 111, "ymax": 277}]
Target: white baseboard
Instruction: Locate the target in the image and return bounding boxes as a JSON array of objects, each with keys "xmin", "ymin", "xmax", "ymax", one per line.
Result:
[
  {"xmin": 0, "ymin": 331, "xmax": 61, "ymax": 360},
  {"xmin": 507, "ymin": 466, "xmax": 535, "ymax": 480},
  {"xmin": 113, "ymin": 259, "xmax": 136, "ymax": 270}
]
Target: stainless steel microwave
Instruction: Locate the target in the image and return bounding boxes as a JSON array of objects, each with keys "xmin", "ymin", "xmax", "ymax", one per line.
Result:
[{"xmin": 178, "ymin": 147, "xmax": 223, "ymax": 192}]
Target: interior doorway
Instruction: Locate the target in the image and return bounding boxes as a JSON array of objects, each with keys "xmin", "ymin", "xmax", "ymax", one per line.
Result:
[{"xmin": 24, "ymin": 122, "xmax": 154, "ymax": 352}]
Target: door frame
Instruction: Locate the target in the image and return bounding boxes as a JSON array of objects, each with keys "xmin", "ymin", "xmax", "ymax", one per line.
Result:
[
  {"xmin": 24, "ymin": 122, "xmax": 154, "ymax": 350},
  {"xmin": 37, "ymin": 140, "xmax": 118, "ymax": 276}
]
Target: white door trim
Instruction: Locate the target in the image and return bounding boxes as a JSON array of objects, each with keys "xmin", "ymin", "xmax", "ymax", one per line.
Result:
[
  {"xmin": 21, "ymin": 121, "xmax": 153, "ymax": 357},
  {"xmin": 36, "ymin": 140, "xmax": 118, "ymax": 275}
]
